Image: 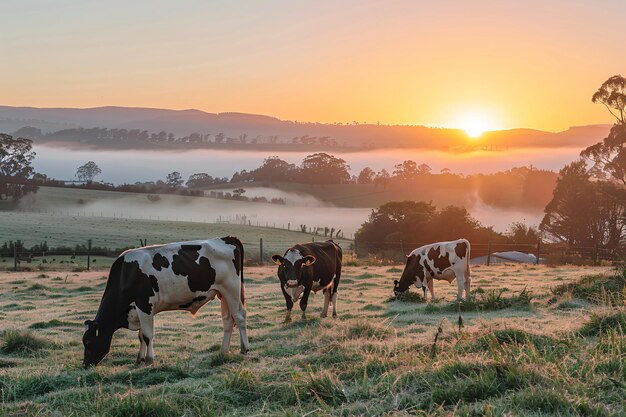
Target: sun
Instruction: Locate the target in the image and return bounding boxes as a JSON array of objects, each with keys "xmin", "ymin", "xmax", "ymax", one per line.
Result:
[{"xmin": 462, "ymin": 114, "xmax": 491, "ymax": 139}]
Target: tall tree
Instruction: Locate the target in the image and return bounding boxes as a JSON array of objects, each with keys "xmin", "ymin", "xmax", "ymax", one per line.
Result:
[
  {"xmin": 581, "ymin": 75, "xmax": 626, "ymax": 184},
  {"xmin": 540, "ymin": 160, "xmax": 623, "ymax": 249},
  {"xmin": 166, "ymin": 171, "xmax": 184, "ymax": 189},
  {"xmin": 299, "ymin": 153, "xmax": 350, "ymax": 184},
  {"xmin": 76, "ymin": 161, "xmax": 102, "ymax": 183},
  {"xmin": 357, "ymin": 167, "xmax": 375, "ymax": 184},
  {"xmin": 0, "ymin": 134, "xmax": 39, "ymax": 200}
]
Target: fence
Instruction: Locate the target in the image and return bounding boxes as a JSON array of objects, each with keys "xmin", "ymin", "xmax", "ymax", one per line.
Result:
[{"xmin": 1, "ymin": 237, "xmax": 619, "ymax": 272}]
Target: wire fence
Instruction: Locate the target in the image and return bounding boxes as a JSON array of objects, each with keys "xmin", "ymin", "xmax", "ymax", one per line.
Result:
[{"xmin": 1, "ymin": 236, "xmax": 620, "ymax": 272}]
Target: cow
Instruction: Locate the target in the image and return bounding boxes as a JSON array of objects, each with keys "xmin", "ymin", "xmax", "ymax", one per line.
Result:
[
  {"xmin": 82, "ymin": 236, "xmax": 249, "ymax": 367},
  {"xmin": 394, "ymin": 239, "xmax": 471, "ymax": 301},
  {"xmin": 272, "ymin": 240, "xmax": 342, "ymax": 320}
]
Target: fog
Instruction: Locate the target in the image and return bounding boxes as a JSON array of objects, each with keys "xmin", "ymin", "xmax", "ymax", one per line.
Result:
[
  {"xmin": 23, "ymin": 186, "xmax": 543, "ymax": 236},
  {"xmin": 32, "ymin": 144, "xmax": 581, "ymax": 184}
]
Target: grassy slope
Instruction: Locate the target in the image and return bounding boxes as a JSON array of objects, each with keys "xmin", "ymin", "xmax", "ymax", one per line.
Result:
[
  {"xmin": 0, "ymin": 187, "xmax": 352, "ymax": 256},
  {"xmin": 1, "ymin": 211, "xmax": 349, "ymax": 258},
  {"xmin": 1, "ymin": 264, "xmax": 623, "ymax": 416}
]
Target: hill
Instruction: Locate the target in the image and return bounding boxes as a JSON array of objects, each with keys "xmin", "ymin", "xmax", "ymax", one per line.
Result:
[{"xmin": 0, "ymin": 105, "xmax": 611, "ymax": 151}]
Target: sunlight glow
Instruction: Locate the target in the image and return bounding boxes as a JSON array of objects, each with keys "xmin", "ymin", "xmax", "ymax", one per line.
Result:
[{"xmin": 460, "ymin": 112, "xmax": 495, "ymax": 139}]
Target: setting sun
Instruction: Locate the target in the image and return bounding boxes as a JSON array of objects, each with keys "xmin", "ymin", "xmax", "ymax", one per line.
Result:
[{"xmin": 459, "ymin": 112, "xmax": 496, "ymax": 139}]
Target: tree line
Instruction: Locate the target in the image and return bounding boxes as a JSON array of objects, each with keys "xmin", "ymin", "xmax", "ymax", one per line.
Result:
[{"xmin": 11, "ymin": 126, "xmax": 344, "ymax": 149}]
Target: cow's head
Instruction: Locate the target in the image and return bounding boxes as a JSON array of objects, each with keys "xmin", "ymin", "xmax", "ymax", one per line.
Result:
[
  {"xmin": 82, "ymin": 320, "xmax": 113, "ymax": 367},
  {"xmin": 394, "ymin": 254, "xmax": 426, "ymax": 296},
  {"xmin": 272, "ymin": 250, "xmax": 316, "ymax": 302}
]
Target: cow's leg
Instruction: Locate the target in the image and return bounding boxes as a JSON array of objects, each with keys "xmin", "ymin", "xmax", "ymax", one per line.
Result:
[
  {"xmin": 464, "ymin": 270, "xmax": 471, "ymax": 299},
  {"xmin": 299, "ymin": 287, "xmax": 311, "ymax": 319},
  {"xmin": 427, "ymin": 277, "xmax": 435, "ymax": 300},
  {"xmin": 321, "ymin": 289, "xmax": 331, "ymax": 318},
  {"xmin": 222, "ymin": 288, "xmax": 250, "ymax": 354},
  {"xmin": 220, "ymin": 295, "xmax": 234, "ymax": 353},
  {"xmin": 456, "ymin": 274, "xmax": 465, "ymax": 301},
  {"xmin": 280, "ymin": 283, "xmax": 294, "ymax": 322},
  {"xmin": 136, "ymin": 310, "xmax": 155, "ymax": 365},
  {"xmin": 136, "ymin": 330, "xmax": 147, "ymax": 364},
  {"xmin": 332, "ymin": 262, "xmax": 341, "ymax": 317}
]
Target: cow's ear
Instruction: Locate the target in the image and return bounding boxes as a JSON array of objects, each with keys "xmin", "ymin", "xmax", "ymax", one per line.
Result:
[
  {"xmin": 303, "ymin": 255, "xmax": 316, "ymax": 266},
  {"xmin": 272, "ymin": 255, "xmax": 284, "ymax": 265}
]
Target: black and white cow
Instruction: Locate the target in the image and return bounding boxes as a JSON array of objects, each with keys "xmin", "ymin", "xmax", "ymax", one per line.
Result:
[
  {"xmin": 272, "ymin": 240, "xmax": 342, "ymax": 319},
  {"xmin": 394, "ymin": 239, "xmax": 471, "ymax": 300},
  {"xmin": 82, "ymin": 236, "xmax": 249, "ymax": 367}
]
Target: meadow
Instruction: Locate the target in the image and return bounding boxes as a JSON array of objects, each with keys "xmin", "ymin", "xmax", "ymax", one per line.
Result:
[{"xmin": 1, "ymin": 263, "xmax": 624, "ymax": 416}]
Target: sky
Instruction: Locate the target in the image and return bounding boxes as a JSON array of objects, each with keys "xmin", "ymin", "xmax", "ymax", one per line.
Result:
[{"xmin": 1, "ymin": 0, "xmax": 625, "ymax": 131}]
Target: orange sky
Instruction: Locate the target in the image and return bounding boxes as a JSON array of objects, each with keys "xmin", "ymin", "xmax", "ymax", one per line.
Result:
[{"xmin": 1, "ymin": 1, "xmax": 625, "ymax": 131}]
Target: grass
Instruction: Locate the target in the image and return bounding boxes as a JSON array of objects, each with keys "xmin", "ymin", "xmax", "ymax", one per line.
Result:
[
  {"xmin": 579, "ymin": 311, "xmax": 626, "ymax": 336},
  {"xmin": 550, "ymin": 271, "xmax": 625, "ymax": 305},
  {"xmin": 1, "ymin": 330, "xmax": 49, "ymax": 354},
  {"xmin": 1, "ymin": 263, "xmax": 624, "ymax": 416}
]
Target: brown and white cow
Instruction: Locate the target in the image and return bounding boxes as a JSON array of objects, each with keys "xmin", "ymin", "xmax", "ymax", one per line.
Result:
[
  {"xmin": 272, "ymin": 240, "xmax": 342, "ymax": 320},
  {"xmin": 82, "ymin": 236, "xmax": 248, "ymax": 367},
  {"xmin": 394, "ymin": 239, "xmax": 471, "ymax": 300}
]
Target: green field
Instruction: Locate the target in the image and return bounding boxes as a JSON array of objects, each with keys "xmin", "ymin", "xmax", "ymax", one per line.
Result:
[
  {"xmin": 1, "ymin": 264, "xmax": 624, "ymax": 416},
  {"xmin": 1, "ymin": 210, "xmax": 351, "ymax": 261}
]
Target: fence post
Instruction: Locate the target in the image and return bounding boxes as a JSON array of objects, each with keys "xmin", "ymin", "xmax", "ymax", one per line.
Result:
[
  {"xmin": 87, "ymin": 239, "xmax": 92, "ymax": 271},
  {"xmin": 536, "ymin": 241, "xmax": 540, "ymax": 265},
  {"xmin": 593, "ymin": 244, "xmax": 598, "ymax": 265},
  {"xmin": 487, "ymin": 241, "xmax": 492, "ymax": 266},
  {"xmin": 400, "ymin": 240, "xmax": 405, "ymax": 256},
  {"xmin": 259, "ymin": 238, "xmax": 264, "ymax": 265},
  {"xmin": 14, "ymin": 244, "xmax": 17, "ymax": 272},
  {"xmin": 354, "ymin": 238, "xmax": 358, "ymax": 259}
]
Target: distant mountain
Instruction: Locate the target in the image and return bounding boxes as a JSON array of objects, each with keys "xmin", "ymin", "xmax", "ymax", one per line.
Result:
[{"xmin": 0, "ymin": 105, "xmax": 611, "ymax": 151}]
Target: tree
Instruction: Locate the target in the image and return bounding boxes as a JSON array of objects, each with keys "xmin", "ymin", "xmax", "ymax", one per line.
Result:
[
  {"xmin": 251, "ymin": 156, "xmax": 296, "ymax": 182},
  {"xmin": 507, "ymin": 222, "xmax": 540, "ymax": 244},
  {"xmin": 186, "ymin": 173, "xmax": 215, "ymax": 188},
  {"xmin": 0, "ymin": 134, "xmax": 39, "ymax": 200},
  {"xmin": 355, "ymin": 200, "xmax": 500, "ymax": 256},
  {"xmin": 357, "ymin": 167, "xmax": 375, "ymax": 184},
  {"xmin": 76, "ymin": 161, "xmax": 102, "ymax": 183},
  {"xmin": 299, "ymin": 153, "xmax": 351, "ymax": 184},
  {"xmin": 233, "ymin": 188, "xmax": 246, "ymax": 199},
  {"xmin": 540, "ymin": 160, "xmax": 624, "ymax": 249},
  {"xmin": 373, "ymin": 169, "xmax": 390, "ymax": 188},
  {"xmin": 393, "ymin": 160, "xmax": 418, "ymax": 180},
  {"xmin": 166, "ymin": 171, "xmax": 184, "ymax": 189},
  {"xmin": 581, "ymin": 75, "xmax": 626, "ymax": 184}
]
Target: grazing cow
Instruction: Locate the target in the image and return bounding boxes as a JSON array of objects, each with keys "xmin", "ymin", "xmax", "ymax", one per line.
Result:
[
  {"xmin": 82, "ymin": 236, "xmax": 249, "ymax": 367},
  {"xmin": 394, "ymin": 239, "xmax": 471, "ymax": 300},
  {"xmin": 272, "ymin": 240, "xmax": 342, "ymax": 319}
]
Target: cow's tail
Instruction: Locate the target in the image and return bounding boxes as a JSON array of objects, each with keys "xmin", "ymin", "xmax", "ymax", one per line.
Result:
[{"xmin": 235, "ymin": 237, "xmax": 246, "ymax": 308}]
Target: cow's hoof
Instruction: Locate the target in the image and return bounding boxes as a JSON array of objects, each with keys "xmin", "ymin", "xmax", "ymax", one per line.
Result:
[
  {"xmin": 283, "ymin": 315, "xmax": 292, "ymax": 324},
  {"xmin": 144, "ymin": 357, "xmax": 154, "ymax": 366},
  {"xmin": 332, "ymin": 313, "xmax": 338, "ymax": 318},
  {"xmin": 240, "ymin": 348, "xmax": 249, "ymax": 355},
  {"xmin": 301, "ymin": 313, "xmax": 307, "ymax": 320},
  {"xmin": 135, "ymin": 357, "xmax": 144, "ymax": 365},
  {"xmin": 320, "ymin": 312, "xmax": 327, "ymax": 318}
]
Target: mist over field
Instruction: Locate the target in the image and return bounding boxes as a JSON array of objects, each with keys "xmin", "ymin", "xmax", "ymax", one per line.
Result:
[{"xmin": 32, "ymin": 144, "xmax": 582, "ymax": 185}]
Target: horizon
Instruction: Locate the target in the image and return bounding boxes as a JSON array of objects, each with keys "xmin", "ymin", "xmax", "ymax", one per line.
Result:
[
  {"xmin": 2, "ymin": 1, "xmax": 625, "ymax": 132},
  {"xmin": 0, "ymin": 103, "xmax": 614, "ymax": 134}
]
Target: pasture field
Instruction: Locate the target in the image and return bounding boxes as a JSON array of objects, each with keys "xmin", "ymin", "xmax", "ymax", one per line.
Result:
[
  {"xmin": 1, "ymin": 209, "xmax": 350, "ymax": 261},
  {"xmin": 1, "ymin": 264, "xmax": 625, "ymax": 416}
]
